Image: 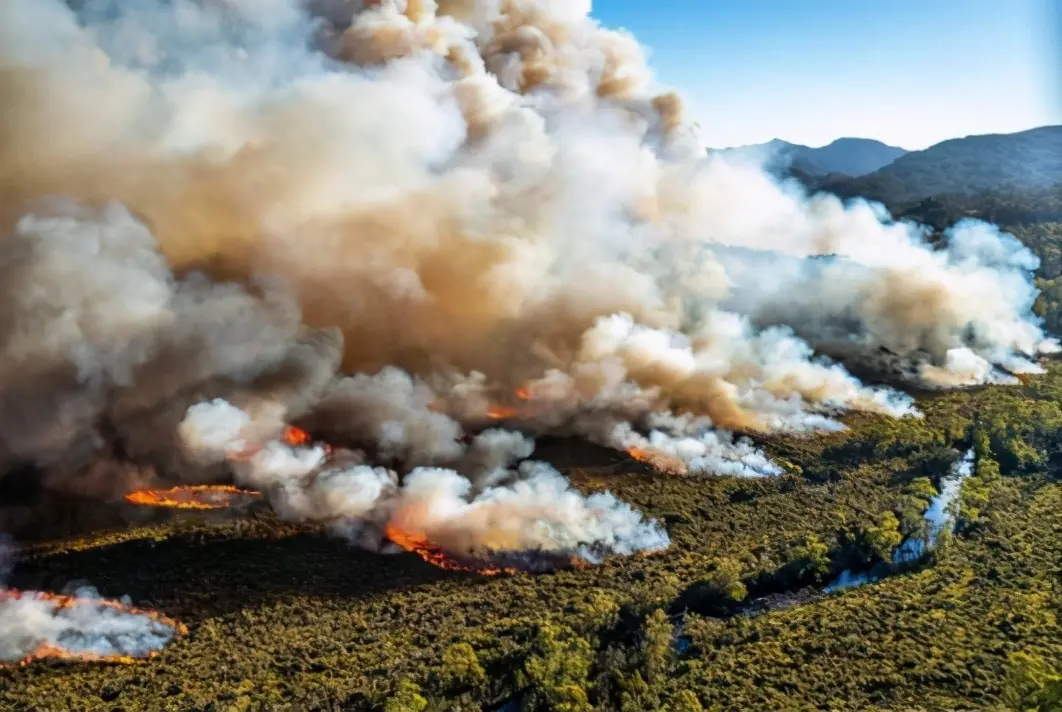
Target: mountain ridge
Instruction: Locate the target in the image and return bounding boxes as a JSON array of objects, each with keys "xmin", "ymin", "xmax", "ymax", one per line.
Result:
[
  {"xmin": 819, "ymin": 125, "xmax": 1062, "ymax": 207},
  {"xmin": 708, "ymin": 137, "xmax": 908, "ymax": 177}
]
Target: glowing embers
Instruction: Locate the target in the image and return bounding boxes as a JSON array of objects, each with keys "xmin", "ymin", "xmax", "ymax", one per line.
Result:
[
  {"xmin": 484, "ymin": 404, "xmax": 524, "ymax": 421},
  {"xmin": 384, "ymin": 523, "xmax": 517, "ymax": 576},
  {"xmin": 383, "ymin": 524, "xmax": 593, "ymax": 576},
  {"xmin": 0, "ymin": 589, "xmax": 187, "ymax": 666},
  {"xmin": 627, "ymin": 447, "xmax": 688, "ymax": 475},
  {"xmin": 426, "ymin": 384, "xmax": 539, "ymax": 422},
  {"xmin": 123, "ymin": 485, "xmax": 263, "ymax": 510},
  {"xmin": 282, "ymin": 426, "xmax": 312, "ymax": 448}
]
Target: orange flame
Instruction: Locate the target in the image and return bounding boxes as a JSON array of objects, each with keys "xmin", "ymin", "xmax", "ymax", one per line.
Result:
[
  {"xmin": 282, "ymin": 424, "xmax": 333, "ymax": 455},
  {"xmin": 0, "ymin": 589, "xmax": 187, "ymax": 667},
  {"xmin": 283, "ymin": 426, "xmax": 311, "ymax": 447},
  {"xmin": 515, "ymin": 386, "xmax": 531, "ymax": 400},
  {"xmin": 124, "ymin": 485, "xmax": 262, "ymax": 510},
  {"xmin": 627, "ymin": 447, "xmax": 652, "ymax": 463},
  {"xmin": 230, "ymin": 425, "xmax": 329, "ymax": 462},
  {"xmin": 626, "ymin": 447, "xmax": 688, "ymax": 475},
  {"xmin": 384, "ymin": 524, "xmax": 516, "ymax": 576},
  {"xmin": 485, "ymin": 404, "xmax": 522, "ymax": 420}
]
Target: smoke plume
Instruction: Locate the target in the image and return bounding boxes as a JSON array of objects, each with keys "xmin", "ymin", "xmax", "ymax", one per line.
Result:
[
  {"xmin": 179, "ymin": 398, "xmax": 670, "ymax": 563},
  {"xmin": 0, "ymin": 537, "xmax": 182, "ymax": 664},
  {"xmin": 0, "ymin": 0, "xmax": 1056, "ymax": 561}
]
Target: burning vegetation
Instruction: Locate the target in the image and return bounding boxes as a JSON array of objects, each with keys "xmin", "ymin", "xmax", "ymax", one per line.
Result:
[
  {"xmin": 123, "ymin": 485, "xmax": 263, "ymax": 511},
  {"xmin": 627, "ymin": 447, "xmax": 689, "ymax": 476},
  {"xmin": 0, "ymin": 588, "xmax": 187, "ymax": 667},
  {"xmin": 1, "ymin": 0, "xmax": 1061, "ymax": 704},
  {"xmin": 383, "ymin": 523, "xmax": 518, "ymax": 576}
]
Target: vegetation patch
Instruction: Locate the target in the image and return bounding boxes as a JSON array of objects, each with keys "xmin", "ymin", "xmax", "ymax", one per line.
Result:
[{"xmin": 3, "ymin": 359, "xmax": 1062, "ymax": 710}]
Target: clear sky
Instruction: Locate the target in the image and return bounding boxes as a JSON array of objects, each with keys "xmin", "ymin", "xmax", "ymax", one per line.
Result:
[{"xmin": 591, "ymin": 0, "xmax": 1062, "ymax": 150}]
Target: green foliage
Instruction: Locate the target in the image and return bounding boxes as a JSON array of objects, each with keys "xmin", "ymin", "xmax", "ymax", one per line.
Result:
[
  {"xmin": 704, "ymin": 557, "xmax": 747, "ymax": 602},
  {"xmin": 543, "ymin": 685, "xmax": 592, "ymax": 712},
  {"xmin": 385, "ymin": 679, "xmax": 427, "ymax": 712},
  {"xmin": 617, "ymin": 672, "xmax": 655, "ymax": 712},
  {"xmin": 643, "ymin": 609, "xmax": 674, "ymax": 685},
  {"xmin": 1003, "ymin": 652, "xmax": 1062, "ymax": 711},
  {"xmin": 7, "ymin": 364, "xmax": 1062, "ymax": 711},
  {"xmin": 962, "ymin": 452, "xmax": 1002, "ymax": 527},
  {"xmin": 858, "ymin": 511, "xmax": 904, "ymax": 564},
  {"xmin": 570, "ymin": 590, "xmax": 621, "ymax": 634},
  {"xmin": 786, "ymin": 534, "xmax": 831, "ymax": 583},
  {"xmin": 439, "ymin": 643, "xmax": 486, "ymax": 690},
  {"xmin": 669, "ymin": 689, "xmax": 704, "ymax": 712},
  {"xmin": 904, "ymin": 477, "xmax": 938, "ymax": 503},
  {"xmin": 523, "ymin": 625, "xmax": 594, "ymax": 711}
]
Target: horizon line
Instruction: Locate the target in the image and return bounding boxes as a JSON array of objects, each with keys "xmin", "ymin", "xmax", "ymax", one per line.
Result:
[{"xmin": 703, "ymin": 122, "xmax": 1062, "ymax": 152}]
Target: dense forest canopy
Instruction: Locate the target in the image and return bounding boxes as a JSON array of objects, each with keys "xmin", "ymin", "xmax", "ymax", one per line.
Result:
[
  {"xmin": 5, "ymin": 172, "xmax": 1062, "ymax": 712},
  {"xmin": 2, "ymin": 0, "xmax": 1061, "ymax": 708}
]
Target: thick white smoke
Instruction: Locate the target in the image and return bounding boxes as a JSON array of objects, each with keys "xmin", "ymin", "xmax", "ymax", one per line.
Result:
[
  {"xmin": 0, "ymin": 0, "xmax": 1056, "ymax": 513},
  {"xmin": 0, "ymin": 537, "xmax": 181, "ymax": 664},
  {"xmin": 0, "ymin": 589, "xmax": 180, "ymax": 664},
  {"xmin": 179, "ymin": 398, "xmax": 671, "ymax": 564}
]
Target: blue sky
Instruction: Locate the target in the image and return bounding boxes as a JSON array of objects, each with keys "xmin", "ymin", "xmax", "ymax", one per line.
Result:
[{"xmin": 591, "ymin": 0, "xmax": 1061, "ymax": 149}]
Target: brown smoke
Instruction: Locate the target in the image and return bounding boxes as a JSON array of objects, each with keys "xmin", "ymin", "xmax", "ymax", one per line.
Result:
[{"xmin": 0, "ymin": 0, "xmax": 1056, "ymax": 516}]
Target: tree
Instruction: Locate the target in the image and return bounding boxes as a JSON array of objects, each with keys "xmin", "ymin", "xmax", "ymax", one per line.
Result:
[
  {"xmin": 643, "ymin": 609, "xmax": 674, "ymax": 685},
  {"xmin": 670, "ymin": 690, "xmax": 704, "ymax": 712},
  {"xmin": 385, "ymin": 679, "xmax": 427, "ymax": 712},
  {"xmin": 705, "ymin": 557, "xmax": 748, "ymax": 602},
  {"xmin": 1003, "ymin": 652, "xmax": 1062, "ymax": 711},
  {"xmin": 524, "ymin": 625, "xmax": 594, "ymax": 712},
  {"xmin": 787, "ymin": 534, "xmax": 831, "ymax": 583},
  {"xmin": 860, "ymin": 511, "xmax": 903, "ymax": 563},
  {"xmin": 904, "ymin": 477, "xmax": 938, "ymax": 503},
  {"xmin": 439, "ymin": 642, "xmax": 486, "ymax": 690}
]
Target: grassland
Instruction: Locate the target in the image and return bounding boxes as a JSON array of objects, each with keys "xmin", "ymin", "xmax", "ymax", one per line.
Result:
[{"xmin": 3, "ymin": 366, "xmax": 1062, "ymax": 711}]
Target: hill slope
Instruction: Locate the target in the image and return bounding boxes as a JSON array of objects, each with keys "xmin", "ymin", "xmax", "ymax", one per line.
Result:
[
  {"xmin": 825, "ymin": 125, "xmax": 1062, "ymax": 207},
  {"xmin": 711, "ymin": 137, "xmax": 907, "ymax": 177}
]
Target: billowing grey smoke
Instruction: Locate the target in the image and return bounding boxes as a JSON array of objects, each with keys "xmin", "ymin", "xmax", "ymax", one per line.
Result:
[
  {"xmin": 0, "ymin": 199, "xmax": 340, "ymax": 501},
  {"xmin": 0, "ymin": 0, "xmax": 1056, "ymax": 546}
]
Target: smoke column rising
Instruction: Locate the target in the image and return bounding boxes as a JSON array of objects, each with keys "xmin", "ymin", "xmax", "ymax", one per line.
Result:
[{"xmin": 0, "ymin": 0, "xmax": 1057, "ymax": 561}]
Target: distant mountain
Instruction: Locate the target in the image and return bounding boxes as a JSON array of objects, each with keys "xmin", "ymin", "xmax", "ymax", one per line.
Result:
[
  {"xmin": 709, "ymin": 137, "xmax": 908, "ymax": 178},
  {"xmin": 822, "ymin": 125, "xmax": 1062, "ymax": 208}
]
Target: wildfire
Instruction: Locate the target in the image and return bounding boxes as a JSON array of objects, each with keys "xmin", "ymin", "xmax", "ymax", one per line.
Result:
[
  {"xmin": 384, "ymin": 524, "xmax": 517, "ymax": 576},
  {"xmin": 229, "ymin": 425, "xmax": 330, "ymax": 463},
  {"xmin": 0, "ymin": 589, "xmax": 187, "ymax": 667},
  {"xmin": 627, "ymin": 447, "xmax": 651, "ymax": 462},
  {"xmin": 627, "ymin": 447, "xmax": 688, "ymax": 475},
  {"xmin": 427, "ymin": 387, "xmax": 534, "ymax": 421},
  {"xmin": 123, "ymin": 485, "xmax": 262, "ymax": 510},
  {"xmin": 485, "ymin": 404, "xmax": 522, "ymax": 421},
  {"xmin": 486, "ymin": 387, "xmax": 535, "ymax": 420},
  {"xmin": 283, "ymin": 426, "xmax": 311, "ymax": 447}
]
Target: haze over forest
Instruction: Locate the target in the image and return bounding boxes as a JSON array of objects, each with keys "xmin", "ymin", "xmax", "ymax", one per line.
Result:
[{"xmin": 1, "ymin": 1, "xmax": 1061, "ymax": 711}]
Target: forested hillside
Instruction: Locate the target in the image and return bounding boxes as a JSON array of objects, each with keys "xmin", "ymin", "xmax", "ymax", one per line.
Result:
[{"xmin": 824, "ymin": 125, "xmax": 1062, "ymax": 207}]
